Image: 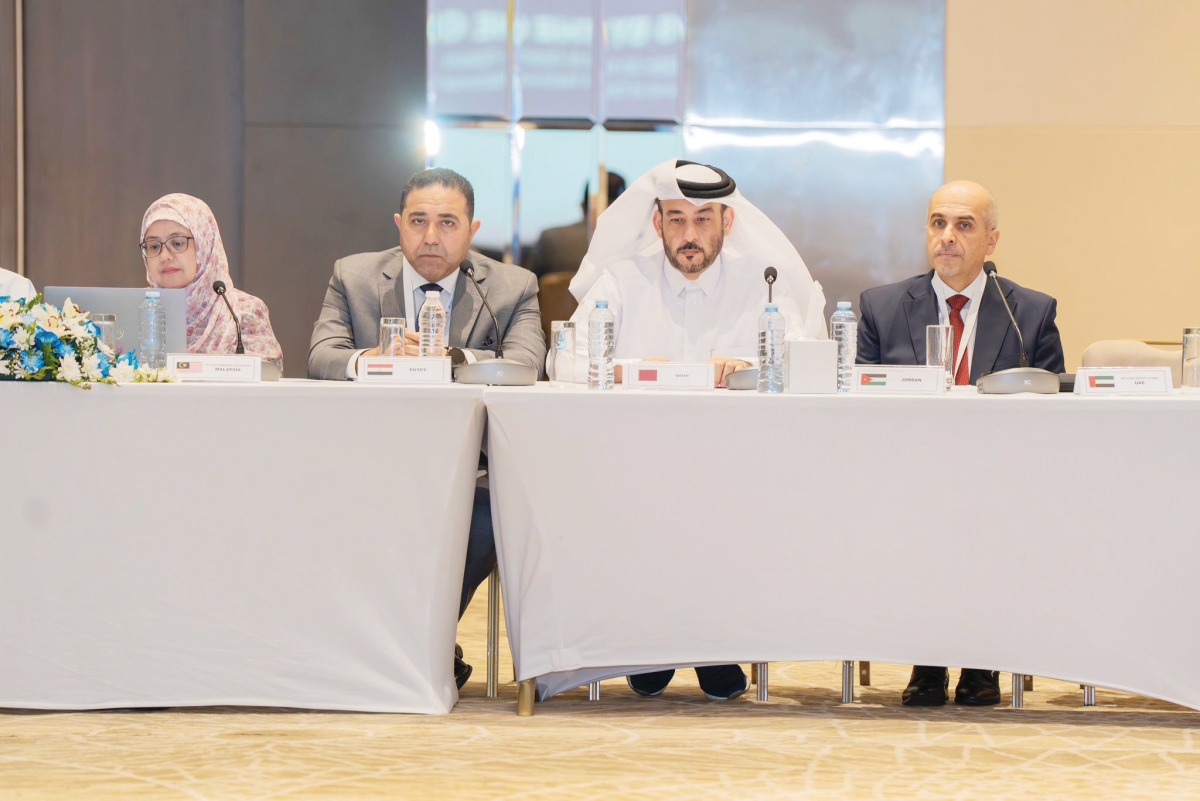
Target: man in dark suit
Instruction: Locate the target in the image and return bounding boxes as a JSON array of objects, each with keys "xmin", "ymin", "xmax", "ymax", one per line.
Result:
[
  {"xmin": 857, "ymin": 179, "xmax": 1064, "ymax": 707},
  {"xmin": 308, "ymin": 168, "xmax": 546, "ymax": 690}
]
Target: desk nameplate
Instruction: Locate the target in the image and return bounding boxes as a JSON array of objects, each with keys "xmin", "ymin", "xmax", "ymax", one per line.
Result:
[
  {"xmin": 358, "ymin": 357, "xmax": 452, "ymax": 384},
  {"xmin": 852, "ymin": 365, "xmax": 946, "ymax": 394},
  {"xmin": 624, "ymin": 362, "xmax": 715, "ymax": 390},
  {"xmin": 1074, "ymin": 366, "xmax": 1171, "ymax": 395},
  {"xmin": 168, "ymin": 353, "xmax": 261, "ymax": 382}
]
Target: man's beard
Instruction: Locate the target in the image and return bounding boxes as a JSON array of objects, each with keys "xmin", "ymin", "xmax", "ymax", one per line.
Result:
[{"xmin": 666, "ymin": 234, "xmax": 723, "ymax": 275}]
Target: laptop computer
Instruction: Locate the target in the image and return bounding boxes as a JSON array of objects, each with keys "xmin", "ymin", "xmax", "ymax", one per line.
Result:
[{"xmin": 42, "ymin": 286, "xmax": 188, "ymax": 356}]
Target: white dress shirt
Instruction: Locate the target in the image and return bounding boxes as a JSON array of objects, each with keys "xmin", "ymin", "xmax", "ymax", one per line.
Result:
[
  {"xmin": 0, "ymin": 268, "xmax": 36, "ymax": 302},
  {"xmin": 931, "ymin": 269, "xmax": 987, "ymax": 374}
]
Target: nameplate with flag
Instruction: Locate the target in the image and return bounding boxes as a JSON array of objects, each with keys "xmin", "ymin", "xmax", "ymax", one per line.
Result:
[
  {"xmin": 624, "ymin": 362, "xmax": 715, "ymax": 390},
  {"xmin": 357, "ymin": 356, "xmax": 452, "ymax": 384},
  {"xmin": 1074, "ymin": 366, "xmax": 1171, "ymax": 395},
  {"xmin": 852, "ymin": 365, "xmax": 946, "ymax": 394},
  {"xmin": 168, "ymin": 353, "xmax": 262, "ymax": 382}
]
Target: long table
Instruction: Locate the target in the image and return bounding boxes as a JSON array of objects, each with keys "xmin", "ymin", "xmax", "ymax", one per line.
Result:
[
  {"xmin": 485, "ymin": 385, "xmax": 1200, "ymax": 711},
  {"xmin": 0, "ymin": 380, "xmax": 485, "ymax": 714}
]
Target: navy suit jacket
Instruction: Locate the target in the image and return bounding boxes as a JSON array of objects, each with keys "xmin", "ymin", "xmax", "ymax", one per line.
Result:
[{"xmin": 856, "ymin": 270, "xmax": 1064, "ymax": 383}]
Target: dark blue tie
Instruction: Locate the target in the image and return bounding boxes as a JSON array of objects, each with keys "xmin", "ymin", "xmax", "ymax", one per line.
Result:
[{"xmin": 415, "ymin": 283, "xmax": 444, "ymax": 331}]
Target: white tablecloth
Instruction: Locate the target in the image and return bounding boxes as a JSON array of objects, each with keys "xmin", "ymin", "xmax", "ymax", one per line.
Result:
[
  {"xmin": 0, "ymin": 380, "xmax": 485, "ymax": 714},
  {"xmin": 485, "ymin": 385, "xmax": 1200, "ymax": 709}
]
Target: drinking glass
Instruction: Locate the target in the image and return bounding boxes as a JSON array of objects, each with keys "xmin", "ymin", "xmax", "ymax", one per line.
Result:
[
  {"xmin": 1183, "ymin": 327, "xmax": 1200, "ymax": 392},
  {"xmin": 92, "ymin": 314, "xmax": 123, "ymax": 354},
  {"xmin": 548, "ymin": 321, "xmax": 576, "ymax": 386},
  {"xmin": 379, "ymin": 317, "xmax": 406, "ymax": 357},
  {"xmin": 926, "ymin": 323, "xmax": 953, "ymax": 392}
]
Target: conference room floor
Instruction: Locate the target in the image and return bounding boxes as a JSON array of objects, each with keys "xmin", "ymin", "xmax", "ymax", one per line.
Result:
[{"xmin": 3, "ymin": 594, "xmax": 1198, "ymax": 800}]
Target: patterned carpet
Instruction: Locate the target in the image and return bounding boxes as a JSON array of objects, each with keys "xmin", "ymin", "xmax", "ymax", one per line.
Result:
[{"xmin": 3, "ymin": 597, "xmax": 1199, "ymax": 800}]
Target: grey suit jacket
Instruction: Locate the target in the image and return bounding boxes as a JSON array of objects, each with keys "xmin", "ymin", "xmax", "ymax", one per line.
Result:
[
  {"xmin": 856, "ymin": 270, "xmax": 1065, "ymax": 383},
  {"xmin": 307, "ymin": 247, "xmax": 547, "ymax": 380}
]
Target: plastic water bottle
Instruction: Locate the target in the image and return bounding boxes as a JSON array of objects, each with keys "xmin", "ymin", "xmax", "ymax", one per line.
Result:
[
  {"xmin": 418, "ymin": 290, "xmax": 447, "ymax": 357},
  {"xmin": 587, "ymin": 300, "xmax": 615, "ymax": 390},
  {"xmin": 137, "ymin": 289, "xmax": 167, "ymax": 369},
  {"xmin": 830, "ymin": 301, "xmax": 858, "ymax": 392},
  {"xmin": 757, "ymin": 304, "xmax": 786, "ymax": 394}
]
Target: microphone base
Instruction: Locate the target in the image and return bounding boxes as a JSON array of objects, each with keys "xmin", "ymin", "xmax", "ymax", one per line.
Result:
[
  {"xmin": 976, "ymin": 367, "xmax": 1059, "ymax": 395},
  {"xmin": 726, "ymin": 367, "xmax": 758, "ymax": 391},
  {"xmin": 455, "ymin": 358, "xmax": 538, "ymax": 386}
]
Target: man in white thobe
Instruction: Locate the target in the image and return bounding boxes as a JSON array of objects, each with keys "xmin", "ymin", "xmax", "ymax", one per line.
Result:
[
  {"xmin": 567, "ymin": 160, "xmax": 826, "ymax": 387},
  {"xmin": 565, "ymin": 160, "xmax": 827, "ymax": 700}
]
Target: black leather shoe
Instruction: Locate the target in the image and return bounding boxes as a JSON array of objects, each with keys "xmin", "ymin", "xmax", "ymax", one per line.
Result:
[
  {"xmin": 454, "ymin": 643, "xmax": 472, "ymax": 690},
  {"xmin": 627, "ymin": 669, "xmax": 674, "ymax": 697},
  {"xmin": 955, "ymin": 668, "xmax": 1001, "ymax": 706},
  {"xmin": 696, "ymin": 664, "xmax": 749, "ymax": 701},
  {"xmin": 902, "ymin": 665, "xmax": 949, "ymax": 707}
]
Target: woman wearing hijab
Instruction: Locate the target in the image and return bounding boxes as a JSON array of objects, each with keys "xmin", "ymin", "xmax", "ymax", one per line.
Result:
[{"xmin": 139, "ymin": 193, "xmax": 283, "ymax": 369}]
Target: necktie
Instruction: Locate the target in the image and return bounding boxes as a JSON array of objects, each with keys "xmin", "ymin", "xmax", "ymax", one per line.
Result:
[
  {"xmin": 415, "ymin": 283, "xmax": 444, "ymax": 331},
  {"xmin": 946, "ymin": 294, "xmax": 970, "ymax": 385}
]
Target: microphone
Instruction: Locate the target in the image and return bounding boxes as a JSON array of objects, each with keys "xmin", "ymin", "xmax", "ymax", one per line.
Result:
[
  {"xmin": 452, "ymin": 259, "xmax": 536, "ymax": 386},
  {"xmin": 212, "ymin": 280, "xmax": 244, "ymax": 354},
  {"xmin": 764, "ymin": 266, "xmax": 777, "ymax": 304},
  {"xmin": 459, "ymin": 260, "xmax": 502, "ymax": 359},
  {"xmin": 975, "ymin": 261, "xmax": 1057, "ymax": 394},
  {"xmin": 983, "ymin": 261, "xmax": 1026, "ymax": 368}
]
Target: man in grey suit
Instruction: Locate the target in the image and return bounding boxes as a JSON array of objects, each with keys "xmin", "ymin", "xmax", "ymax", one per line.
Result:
[
  {"xmin": 308, "ymin": 167, "xmax": 546, "ymax": 688},
  {"xmin": 857, "ymin": 179, "xmax": 1064, "ymax": 708}
]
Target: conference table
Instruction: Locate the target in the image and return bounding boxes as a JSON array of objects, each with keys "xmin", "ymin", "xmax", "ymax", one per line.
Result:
[
  {"xmin": 0, "ymin": 379, "xmax": 485, "ymax": 714},
  {"xmin": 485, "ymin": 385, "xmax": 1200, "ymax": 714}
]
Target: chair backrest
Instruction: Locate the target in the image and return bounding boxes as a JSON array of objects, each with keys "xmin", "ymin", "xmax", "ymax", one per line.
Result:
[
  {"xmin": 1080, "ymin": 340, "xmax": 1182, "ymax": 387},
  {"xmin": 537, "ymin": 271, "xmax": 579, "ymax": 344}
]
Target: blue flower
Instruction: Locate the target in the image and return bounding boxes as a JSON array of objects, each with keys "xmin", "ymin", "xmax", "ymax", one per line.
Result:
[
  {"xmin": 118, "ymin": 351, "xmax": 139, "ymax": 369},
  {"xmin": 34, "ymin": 327, "xmax": 61, "ymax": 352},
  {"xmin": 20, "ymin": 349, "xmax": 44, "ymax": 374},
  {"xmin": 0, "ymin": 329, "xmax": 14, "ymax": 350},
  {"xmin": 96, "ymin": 351, "xmax": 112, "ymax": 378}
]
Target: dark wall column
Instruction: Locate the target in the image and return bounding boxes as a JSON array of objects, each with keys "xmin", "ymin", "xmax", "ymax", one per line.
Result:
[
  {"xmin": 243, "ymin": 0, "xmax": 426, "ymax": 372},
  {"xmin": 1, "ymin": 0, "xmax": 16, "ymax": 270},
  {"xmin": 22, "ymin": 0, "xmax": 243, "ymax": 289}
]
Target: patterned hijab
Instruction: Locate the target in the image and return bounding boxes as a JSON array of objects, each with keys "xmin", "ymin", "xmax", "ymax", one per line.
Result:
[{"xmin": 140, "ymin": 194, "xmax": 283, "ymax": 367}]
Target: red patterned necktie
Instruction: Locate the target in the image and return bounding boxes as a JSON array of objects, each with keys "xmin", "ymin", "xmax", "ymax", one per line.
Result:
[{"xmin": 946, "ymin": 294, "xmax": 970, "ymax": 385}]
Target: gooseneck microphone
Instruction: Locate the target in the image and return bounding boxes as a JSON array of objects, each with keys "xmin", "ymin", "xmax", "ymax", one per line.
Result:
[
  {"xmin": 212, "ymin": 280, "xmax": 245, "ymax": 354},
  {"xmin": 450, "ymin": 259, "xmax": 536, "ymax": 386},
  {"xmin": 763, "ymin": 266, "xmax": 777, "ymax": 304},
  {"xmin": 983, "ymin": 261, "xmax": 1026, "ymax": 367},
  {"xmin": 459, "ymin": 260, "xmax": 502, "ymax": 359},
  {"xmin": 975, "ymin": 261, "xmax": 1057, "ymax": 394}
]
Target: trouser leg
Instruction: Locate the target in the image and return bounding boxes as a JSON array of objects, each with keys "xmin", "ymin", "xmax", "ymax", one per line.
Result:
[{"xmin": 459, "ymin": 484, "xmax": 496, "ymax": 619}]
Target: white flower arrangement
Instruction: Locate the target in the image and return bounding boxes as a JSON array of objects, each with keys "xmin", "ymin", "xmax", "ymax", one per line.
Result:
[{"xmin": 0, "ymin": 294, "xmax": 174, "ymax": 388}]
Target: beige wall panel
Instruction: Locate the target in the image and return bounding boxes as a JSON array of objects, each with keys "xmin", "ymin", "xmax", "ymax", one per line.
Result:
[
  {"xmin": 947, "ymin": 0, "xmax": 1200, "ymax": 127},
  {"xmin": 945, "ymin": 127, "xmax": 1200, "ymax": 369}
]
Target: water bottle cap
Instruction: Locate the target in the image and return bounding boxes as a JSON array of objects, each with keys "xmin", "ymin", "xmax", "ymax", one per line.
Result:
[
  {"xmin": 145, "ymin": 290, "xmax": 160, "ymax": 299},
  {"xmin": 764, "ymin": 304, "xmax": 778, "ymax": 312},
  {"xmin": 424, "ymin": 290, "xmax": 441, "ymax": 299},
  {"xmin": 836, "ymin": 301, "xmax": 851, "ymax": 310},
  {"xmin": 594, "ymin": 300, "xmax": 609, "ymax": 309}
]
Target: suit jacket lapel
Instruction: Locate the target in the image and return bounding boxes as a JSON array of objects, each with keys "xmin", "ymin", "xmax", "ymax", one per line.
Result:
[
  {"xmin": 971, "ymin": 277, "xmax": 1015, "ymax": 382},
  {"xmin": 449, "ymin": 257, "xmax": 485, "ymax": 347},
  {"xmin": 378, "ymin": 250, "xmax": 405, "ymax": 321},
  {"xmin": 902, "ymin": 273, "xmax": 939, "ymax": 364}
]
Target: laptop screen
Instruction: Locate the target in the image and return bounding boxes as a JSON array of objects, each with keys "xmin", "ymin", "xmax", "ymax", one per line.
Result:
[{"xmin": 42, "ymin": 287, "xmax": 188, "ymax": 356}]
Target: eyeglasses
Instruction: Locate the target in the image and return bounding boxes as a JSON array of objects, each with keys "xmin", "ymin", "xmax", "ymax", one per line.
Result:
[{"xmin": 139, "ymin": 236, "xmax": 193, "ymax": 258}]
